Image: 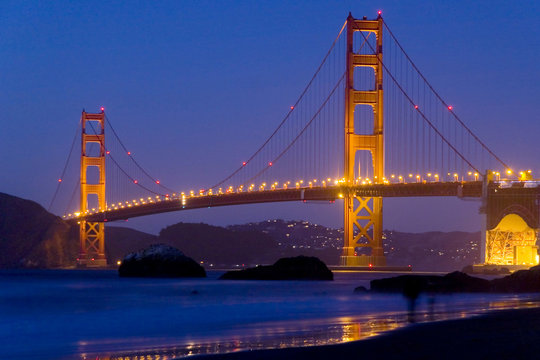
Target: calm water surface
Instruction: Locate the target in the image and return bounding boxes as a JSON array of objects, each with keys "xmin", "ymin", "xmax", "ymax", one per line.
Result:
[{"xmin": 1, "ymin": 269, "xmax": 538, "ymax": 360}]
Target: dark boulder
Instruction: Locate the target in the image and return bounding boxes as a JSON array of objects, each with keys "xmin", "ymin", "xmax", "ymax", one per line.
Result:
[
  {"xmin": 491, "ymin": 265, "xmax": 540, "ymax": 292},
  {"xmin": 370, "ymin": 271, "xmax": 490, "ymax": 294},
  {"xmin": 440, "ymin": 271, "xmax": 491, "ymax": 292},
  {"xmin": 118, "ymin": 244, "xmax": 206, "ymax": 278},
  {"xmin": 462, "ymin": 264, "xmax": 510, "ymax": 275},
  {"xmin": 354, "ymin": 285, "xmax": 368, "ymax": 293},
  {"xmin": 371, "ymin": 275, "xmax": 440, "ymax": 293},
  {"xmin": 219, "ymin": 256, "xmax": 333, "ymax": 280}
]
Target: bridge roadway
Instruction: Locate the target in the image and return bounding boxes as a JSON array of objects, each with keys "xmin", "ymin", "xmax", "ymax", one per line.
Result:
[{"xmin": 74, "ymin": 181, "xmax": 484, "ymax": 223}]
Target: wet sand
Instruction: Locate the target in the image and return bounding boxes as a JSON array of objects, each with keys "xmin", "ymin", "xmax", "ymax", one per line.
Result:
[{"xmin": 190, "ymin": 307, "xmax": 540, "ymax": 359}]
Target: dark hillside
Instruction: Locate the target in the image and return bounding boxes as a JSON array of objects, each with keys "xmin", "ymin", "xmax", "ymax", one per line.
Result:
[
  {"xmin": 158, "ymin": 222, "xmax": 279, "ymax": 265},
  {"xmin": 0, "ymin": 192, "xmax": 77, "ymax": 267},
  {"xmin": 105, "ymin": 226, "xmax": 158, "ymax": 263}
]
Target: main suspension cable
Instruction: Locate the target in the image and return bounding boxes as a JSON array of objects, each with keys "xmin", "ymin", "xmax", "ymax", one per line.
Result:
[
  {"xmin": 358, "ymin": 25, "xmax": 480, "ymax": 173},
  {"xmin": 383, "ymin": 21, "xmax": 510, "ymax": 171},
  {"xmin": 48, "ymin": 119, "xmax": 81, "ymax": 211},
  {"xmin": 105, "ymin": 114, "xmax": 177, "ymax": 193},
  {"xmin": 207, "ymin": 19, "xmax": 348, "ymax": 191}
]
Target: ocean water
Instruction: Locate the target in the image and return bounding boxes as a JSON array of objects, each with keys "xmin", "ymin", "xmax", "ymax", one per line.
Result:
[{"xmin": 1, "ymin": 269, "xmax": 538, "ymax": 360}]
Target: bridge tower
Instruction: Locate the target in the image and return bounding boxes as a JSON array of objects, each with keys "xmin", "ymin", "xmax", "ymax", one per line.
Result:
[
  {"xmin": 78, "ymin": 110, "xmax": 107, "ymax": 267},
  {"xmin": 341, "ymin": 13, "xmax": 386, "ymax": 267}
]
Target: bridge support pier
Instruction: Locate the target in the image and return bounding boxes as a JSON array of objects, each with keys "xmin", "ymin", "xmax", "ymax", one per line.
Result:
[
  {"xmin": 340, "ymin": 13, "xmax": 386, "ymax": 267},
  {"xmin": 78, "ymin": 110, "xmax": 107, "ymax": 267},
  {"xmin": 480, "ymin": 170, "xmax": 539, "ymax": 268}
]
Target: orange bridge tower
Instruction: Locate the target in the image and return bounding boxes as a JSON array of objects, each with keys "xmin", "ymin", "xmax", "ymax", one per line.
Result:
[
  {"xmin": 341, "ymin": 13, "xmax": 386, "ymax": 267},
  {"xmin": 78, "ymin": 110, "xmax": 107, "ymax": 267}
]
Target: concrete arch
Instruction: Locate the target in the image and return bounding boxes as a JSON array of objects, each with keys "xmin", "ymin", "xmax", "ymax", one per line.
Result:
[
  {"xmin": 485, "ymin": 213, "xmax": 538, "ymax": 266},
  {"xmin": 491, "ymin": 204, "xmax": 537, "ymax": 231}
]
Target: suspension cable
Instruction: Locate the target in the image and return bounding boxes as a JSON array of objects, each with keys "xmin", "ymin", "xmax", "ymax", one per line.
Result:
[
  {"xmin": 48, "ymin": 119, "xmax": 81, "ymax": 211},
  {"xmin": 86, "ymin": 120, "xmax": 166, "ymax": 196},
  {"xmin": 207, "ymin": 19, "xmax": 348, "ymax": 191},
  {"xmin": 105, "ymin": 114, "xmax": 177, "ymax": 193},
  {"xmin": 383, "ymin": 21, "xmax": 510, "ymax": 171},
  {"xmin": 241, "ymin": 73, "xmax": 346, "ymax": 187},
  {"xmin": 358, "ymin": 27, "xmax": 480, "ymax": 174}
]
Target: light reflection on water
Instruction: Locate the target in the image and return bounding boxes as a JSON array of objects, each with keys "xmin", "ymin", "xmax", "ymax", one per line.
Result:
[
  {"xmin": 81, "ymin": 296, "xmax": 540, "ymax": 360},
  {"xmin": 2, "ymin": 269, "xmax": 539, "ymax": 360}
]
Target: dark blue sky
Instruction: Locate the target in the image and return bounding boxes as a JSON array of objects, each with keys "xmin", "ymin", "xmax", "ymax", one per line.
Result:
[{"xmin": 1, "ymin": 1, "xmax": 538, "ymax": 234}]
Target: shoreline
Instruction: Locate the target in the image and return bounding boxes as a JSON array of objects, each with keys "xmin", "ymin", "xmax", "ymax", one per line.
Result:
[{"xmin": 188, "ymin": 306, "xmax": 540, "ymax": 359}]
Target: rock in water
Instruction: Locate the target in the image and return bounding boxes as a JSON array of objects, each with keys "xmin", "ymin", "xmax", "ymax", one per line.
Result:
[
  {"xmin": 371, "ymin": 271, "xmax": 490, "ymax": 294},
  {"xmin": 491, "ymin": 265, "xmax": 540, "ymax": 292},
  {"xmin": 118, "ymin": 244, "xmax": 206, "ymax": 278},
  {"xmin": 219, "ymin": 256, "xmax": 333, "ymax": 280}
]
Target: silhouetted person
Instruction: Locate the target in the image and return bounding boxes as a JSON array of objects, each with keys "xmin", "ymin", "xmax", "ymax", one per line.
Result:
[
  {"xmin": 426, "ymin": 281, "xmax": 437, "ymax": 321},
  {"xmin": 403, "ymin": 278, "xmax": 423, "ymax": 323}
]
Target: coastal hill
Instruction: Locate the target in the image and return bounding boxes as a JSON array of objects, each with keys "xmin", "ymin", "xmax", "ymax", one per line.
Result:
[
  {"xmin": 0, "ymin": 192, "xmax": 480, "ymax": 270},
  {"xmin": 0, "ymin": 192, "xmax": 77, "ymax": 268}
]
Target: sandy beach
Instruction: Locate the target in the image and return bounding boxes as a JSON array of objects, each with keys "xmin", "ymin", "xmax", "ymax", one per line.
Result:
[{"xmin": 190, "ymin": 306, "xmax": 540, "ymax": 360}]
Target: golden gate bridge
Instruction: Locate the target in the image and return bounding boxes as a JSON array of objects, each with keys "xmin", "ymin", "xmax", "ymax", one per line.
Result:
[{"xmin": 49, "ymin": 13, "xmax": 540, "ymax": 269}]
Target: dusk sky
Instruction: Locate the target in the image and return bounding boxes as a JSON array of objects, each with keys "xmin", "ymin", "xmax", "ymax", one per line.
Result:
[{"xmin": 1, "ymin": 0, "xmax": 538, "ymax": 234}]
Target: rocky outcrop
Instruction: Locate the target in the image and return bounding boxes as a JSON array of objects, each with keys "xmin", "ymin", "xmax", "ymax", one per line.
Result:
[
  {"xmin": 219, "ymin": 256, "xmax": 333, "ymax": 280},
  {"xmin": 462, "ymin": 264, "xmax": 510, "ymax": 275},
  {"xmin": 118, "ymin": 244, "xmax": 206, "ymax": 278},
  {"xmin": 369, "ymin": 271, "xmax": 491, "ymax": 294},
  {"xmin": 491, "ymin": 265, "xmax": 540, "ymax": 292},
  {"xmin": 368, "ymin": 267, "xmax": 540, "ymax": 294}
]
